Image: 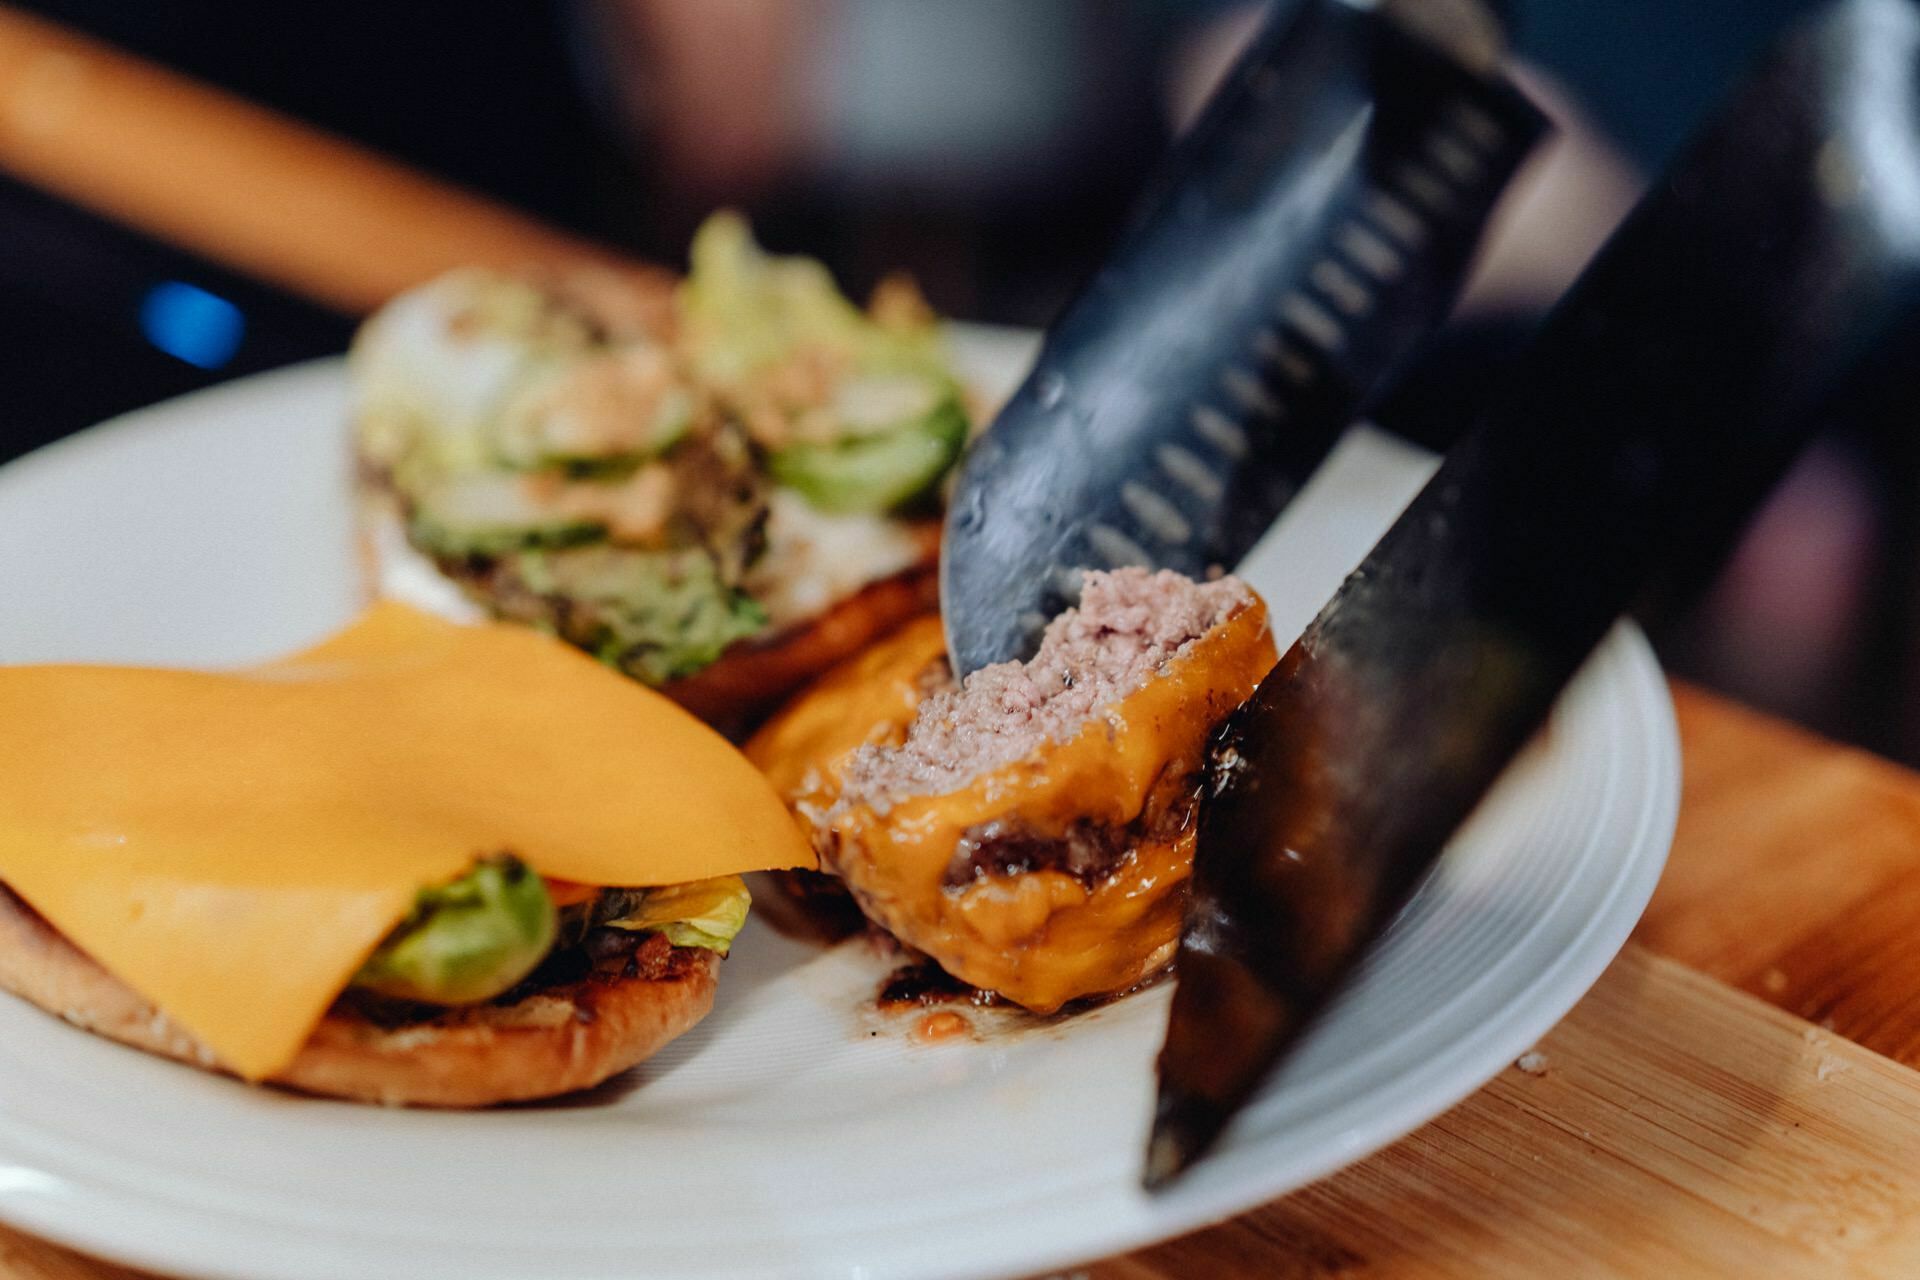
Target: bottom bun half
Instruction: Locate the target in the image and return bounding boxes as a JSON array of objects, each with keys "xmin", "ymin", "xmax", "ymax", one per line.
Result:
[{"xmin": 0, "ymin": 888, "xmax": 718, "ymax": 1107}]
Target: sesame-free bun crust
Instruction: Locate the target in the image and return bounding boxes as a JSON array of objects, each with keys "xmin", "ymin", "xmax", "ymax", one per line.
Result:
[{"xmin": 0, "ymin": 888, "xmax": 718, "ymax": 1107}]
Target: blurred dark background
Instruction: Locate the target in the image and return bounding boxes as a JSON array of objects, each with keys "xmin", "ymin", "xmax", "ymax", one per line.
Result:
[{"xmin": 8, "ymin": 0, "xmax": 1913, "ymax": 763}]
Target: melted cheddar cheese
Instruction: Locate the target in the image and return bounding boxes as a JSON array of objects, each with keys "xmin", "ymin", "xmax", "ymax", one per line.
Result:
[
  {"xmin": 745, "ymin": 614, "xmax": 948, "ymax": 809},
  {"xmin": 0, "ymin": 603, "xmax": 811, "ymax": 1079},
  {"xmin": 747, "ymin": 601, "xmax": 1275, "ymax": 1011}
]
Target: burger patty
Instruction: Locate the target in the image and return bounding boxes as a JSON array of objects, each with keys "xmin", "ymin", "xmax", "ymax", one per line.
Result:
[
  {"xmin": 332, "ymin": 927, "xmax": 705, "ymax": 1030},
  {"xmin": 837, "ymin": 571, "xmax": 1254, "ymax": 808},
  {"xmin": 758, "ymin": 569, "xmax": 1276, "ymax": 1013},
  {"xmin": 943, "ymin": 786, "xmax": 1199, "ymax": 889}
]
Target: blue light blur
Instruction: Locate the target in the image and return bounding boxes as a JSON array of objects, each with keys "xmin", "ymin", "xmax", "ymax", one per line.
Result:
[{"xmin": 139, "ymin": 281, "xmax": 245, "ymax": 369}]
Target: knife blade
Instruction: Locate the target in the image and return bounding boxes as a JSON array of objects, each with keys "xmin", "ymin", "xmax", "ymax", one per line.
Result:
[
  {"xmin": 1148, "ymin": 0, "xmax": 1920, "ymax": 1186},
  {"xmin": 940, "ymin": 0, "xmax": 1545, "ymax": 677}
]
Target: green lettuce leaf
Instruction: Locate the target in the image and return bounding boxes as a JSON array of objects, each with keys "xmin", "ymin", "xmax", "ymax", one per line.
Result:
[{"xmin": 598, "ymin": 875, "xmax": 752, "ymax": 956}]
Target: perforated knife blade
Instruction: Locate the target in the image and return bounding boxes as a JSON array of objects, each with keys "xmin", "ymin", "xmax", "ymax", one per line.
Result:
[
  {"xmin": 1147, "ymin": 0, "xmax": 1920, "ymax": 1186},
  {"xmin": 940, "ymin": 0, "xmax": 1545, "ymax": 676}
]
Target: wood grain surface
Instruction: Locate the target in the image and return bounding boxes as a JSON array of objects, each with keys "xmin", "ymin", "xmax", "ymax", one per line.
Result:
[
  {"xmin": 1640, "ymin": 686, "xmax": 1920, "ymax": 1065},
  {"xmin": 6, "ymin": 682, "xmax": 1920, "ymax": 1278},
  {"xmin": 1095, "ymin": 948, "xmax": 1920, "ymax": 1280}
]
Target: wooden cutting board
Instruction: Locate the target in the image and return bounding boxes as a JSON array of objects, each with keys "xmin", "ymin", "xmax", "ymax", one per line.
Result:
[
  {"xmin": 6, "ymin": 684, "xmax": 1920, "ymax": 1278},
  {"xmin": 1103, "ymin": 948, "xmax": 1920, "ymax": 1279},
  {"xmin": 1076, "ymin": 684, "xmax": 1920, "ymax": 1280}
]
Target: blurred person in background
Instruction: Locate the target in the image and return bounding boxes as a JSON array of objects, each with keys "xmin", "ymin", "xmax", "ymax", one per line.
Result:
[
  {"xmin": 3, "ymin": 0, "xmax": 1906, "ymax": 757},
  {"xmin": 0, "ymin": 0, "xmax": 1809, "ymax": 389}
]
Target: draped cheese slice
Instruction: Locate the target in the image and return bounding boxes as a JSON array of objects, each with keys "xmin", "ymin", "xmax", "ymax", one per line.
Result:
[{"xmin": 0, "ymin": 603, "xmax": 813, "ymax": 1080}]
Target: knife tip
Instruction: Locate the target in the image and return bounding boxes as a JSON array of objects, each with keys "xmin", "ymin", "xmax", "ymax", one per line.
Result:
[
  {"xmin": 1140, "ymin": 1125, "xmax": 1190, "ymax": 1192},
  {"xmin": 1141, "ymin": 1087, "xmax": 1222, "ymax": 1192}
]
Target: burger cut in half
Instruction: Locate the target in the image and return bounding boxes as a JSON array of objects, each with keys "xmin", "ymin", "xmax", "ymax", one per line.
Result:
[
  {"xmin": 352, "ymin": 213, "xmax": 969, "ymax": 729},
  {"xmin": 748, "ymin": 568, "xmax": 1277, "ymax": 1011},
  {"xmin": 0, "ymin": 604, "xmax": 813, "ymax": 1105}
]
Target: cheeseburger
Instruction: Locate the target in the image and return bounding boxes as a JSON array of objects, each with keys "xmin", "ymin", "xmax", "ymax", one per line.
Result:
[
  {"xmin": 0, "ymin": 604, "xmax": 811, "ymax": 1105},
  {"xmin": 352, "ymin": 213, "xmax": 968, "ymax": 728}
]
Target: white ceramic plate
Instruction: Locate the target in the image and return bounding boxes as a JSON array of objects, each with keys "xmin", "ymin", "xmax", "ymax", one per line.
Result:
[{"xmin": 0, "ymin": 333, "xmax": 1677, "ymax": 1280}]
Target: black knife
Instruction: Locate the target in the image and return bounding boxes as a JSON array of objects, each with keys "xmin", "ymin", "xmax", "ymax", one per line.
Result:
[
  {"xmin": 941, "ymin": 0, "xmax": 1544, "ymax": 676},
  {"xmin": 1147, "ymin": 0, "xmax": 1920, "ymax": 1186}
]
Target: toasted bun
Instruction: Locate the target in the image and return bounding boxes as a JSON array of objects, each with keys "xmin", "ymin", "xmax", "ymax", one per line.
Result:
[
  {"xmin": 355, "ymin": 479, "xmax": 939, "ymax": 733},
  {"xmin": 663, "ymin": 563, "xmax": 936, "ymax": 729},
  {"xmin": 0, "ymin": 888, "xmax": 717, "ymax": 1107}
]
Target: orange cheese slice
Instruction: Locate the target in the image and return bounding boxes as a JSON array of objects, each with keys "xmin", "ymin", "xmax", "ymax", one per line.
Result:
[{"xmin": 0, "ymin": 603, "xmax": 813, "ymax": 1080}]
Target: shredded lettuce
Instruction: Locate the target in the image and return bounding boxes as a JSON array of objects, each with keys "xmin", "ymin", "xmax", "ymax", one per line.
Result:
[
  {"xmin": 682, "ymin": 213, "xmax": 875, "ymax": 381},
  {"xmin": 354, "ymin": 270, "xmax": 698, "ymax": 484},
  {"xmin": 512, "ymin": 545, "xmax": 769, "ymax": 684},
  {"xmin": 598, "ymin": 875, "xmax": 752, "ymax": 955},
  {"xmin": 679, "ymin": 212, "xmax": 968, "ymax": 511}
]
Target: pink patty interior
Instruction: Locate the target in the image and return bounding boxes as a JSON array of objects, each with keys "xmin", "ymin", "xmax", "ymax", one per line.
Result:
[{"xmin": 838, "ymin": 568, "xmax": 1254, "ymax": 811}]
